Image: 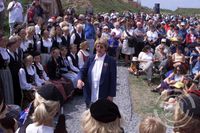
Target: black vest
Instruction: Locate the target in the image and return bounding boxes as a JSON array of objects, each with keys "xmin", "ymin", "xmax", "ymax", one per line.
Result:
[
  {"xmin": 27, "ymin": 36, "xmax": 37, "ymax": 55},
  {"xmin": 40, "ymin": 38, "xmax": 51, "ymax": 54},
  {"xmin": 69, "ymin": 53, "xmax": 79, "ymax": 69},
  {"xmin": 24, "ymin": 66, "xmax": 35, "ymax": 84},
  {"xmin": 61, "ymin": 35, "xmax": 70, "ymax": 47},
  {"xmin": 8, "ymin": 52, "xmax": 21, "ymax": 71},
  {"xmin": 34, "ymin": 63, "xmax": 43, "ymax": 79},
  {"xmin": 52, "ymin": 36, "xmax": 62, "ymax": 48},
  {"xmin": 74, "ymin": 31, "xmax": 85, "ymax": 51}
]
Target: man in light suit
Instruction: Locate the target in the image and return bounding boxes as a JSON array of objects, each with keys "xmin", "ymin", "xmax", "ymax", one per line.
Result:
[{"xmin": 77, "ymin": 38, "xmax": 117, "ymax": 108}]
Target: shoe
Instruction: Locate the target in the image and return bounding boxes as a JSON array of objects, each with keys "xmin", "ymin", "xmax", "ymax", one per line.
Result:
[
  {"xmin": 151, "ymin": 87, "xmax": 159, "ymax": 92},
  {"xmin": 151, "ymin": 89, "xmax": 158, "ymax": 92}
]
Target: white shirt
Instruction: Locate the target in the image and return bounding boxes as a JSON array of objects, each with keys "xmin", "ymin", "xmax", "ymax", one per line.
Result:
[
  {"xmin": 7, "ymin": 49, "xmax": 15, "ymax": 60},
  {"xmin": 18, "ymin": 65, "xmax": 45, "ymax": 90},
  {"xmin": 20, "ymin": 41, "xmax": 29, "ymax": 52},
  {"xmin": 35, "ymin": 24, "xmax": 41, "ymax": 35},
  {"xmin": 7, "ymin": 1, "xmax": 23, "ymax": 23},
  {"xmin": 146, "ymin": 30, "xmax": 158, "ymax": 42},
  {"xmin": 77, "ymin": 49, "xmax": 89, "ymax": 69},
  {"xmin": 26, "ymin": 123, "xmax": 54, "ymax": 133},
  {"xmin": 0, "ymin": 1, "xmax": 5, "ymax": 12},
  {"xmin": 138, "ymin": 52, "xmax": 153, "ymax": 69},
  {"xmin": 91, "ymin": 54, "xmax": 106, "ymax": 102},
  {"xmin": 111, "ymin": 28, "xmax": 122, "ymax": 38},
  {"xmin": 101, "ymin": 32, "xmax": 111, "ymax": 40},
  {"xmin": 56, "ymin": 36, "xmax": 62, "ymax": 43},
  {"xmin": 0, "ymin": 47, "xmax": 10, "ymax": 61}
]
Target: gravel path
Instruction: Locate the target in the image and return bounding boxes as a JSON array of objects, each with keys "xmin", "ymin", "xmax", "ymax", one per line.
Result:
[{"xmin": 63, "ymin": 66, "xmax": 140, "ymax": 133}]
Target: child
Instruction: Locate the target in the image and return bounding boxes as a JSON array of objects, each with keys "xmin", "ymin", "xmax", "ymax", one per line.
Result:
[
  {"xmin": 139, "ymin": 117, "xmax": 166, "ymax": 133},
  {"xmin": 128, "ymin": 57, "xmax": 139, "ymax": 76},
  {"xmin": 67, "ymin": 44, "xmax": 79, "ymax": 73}
]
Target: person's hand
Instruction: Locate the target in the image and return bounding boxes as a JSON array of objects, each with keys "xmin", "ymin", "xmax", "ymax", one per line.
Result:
[
  {"xmin": 32, "ymin": 85, "xmax": 37, "ymax": 91},
  {"xmin": 107, "ymin": 96, "xmax": 113, "ymax": 101},
  {"xmin": 77, "ymin": 79, "xmax": 85, "ymax": 89}
]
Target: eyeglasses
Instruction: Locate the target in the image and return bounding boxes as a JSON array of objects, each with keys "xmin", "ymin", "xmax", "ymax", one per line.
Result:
[{"xmin": 96, "ymin": 45, "xmax": 104, "ymax": 49}]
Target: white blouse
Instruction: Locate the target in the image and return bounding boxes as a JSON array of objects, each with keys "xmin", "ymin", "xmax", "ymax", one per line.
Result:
[
  {"xmin": 20, "ymin": 41, "xmax": 29, "ymax": 52},
  {"xmin": 0, "ymin": 47, "xmax": 10, "ymax": 61},
  {"xmin": 18, "ymin": 65, "xmax": 45, "ymax": 90}
]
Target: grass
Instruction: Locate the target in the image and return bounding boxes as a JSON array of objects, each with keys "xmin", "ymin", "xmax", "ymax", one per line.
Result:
[
  {"xmin": 90, "ymin": 0, "xmax": 140, "ymax": 13},
  {"xmin": 62, "ymin": 0, "xmax": 141, "ymax": 14},
  {"xmin": 129, "ymin": 73, "xmax": 174, "ymax": 126}
]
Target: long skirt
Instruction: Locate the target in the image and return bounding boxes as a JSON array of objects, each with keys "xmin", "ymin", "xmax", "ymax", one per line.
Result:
[
  {"xmin": 62, "ymin": 71, "xmax": 78, "ymax": 88},
  {"xmin": 50, "ymin": 79, "xmax": 74, "ymax": 104},
  {"xmin": 0, "ymin": 68, "xmax": 14, "ymax": 104}
]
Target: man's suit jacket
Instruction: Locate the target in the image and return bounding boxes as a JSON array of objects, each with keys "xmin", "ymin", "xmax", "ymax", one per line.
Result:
[{"xmin": 78, "ymin": 54, "xmax": 116, "ymax": 103}]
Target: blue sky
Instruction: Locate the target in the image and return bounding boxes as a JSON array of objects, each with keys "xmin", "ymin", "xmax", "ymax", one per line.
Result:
[{"xmin": 139, "ymin": 0, "xmax": 200, "ymax": 10}]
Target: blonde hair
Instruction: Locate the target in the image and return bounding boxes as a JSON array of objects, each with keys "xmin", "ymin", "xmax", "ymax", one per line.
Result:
[
  {"xmin": 81, "ymin": 110, "xmax": 123, "ymax": 133},
  {"xmin": 62, "ymin": 26, "xmax": 70, "ymax": 32},
  {"xmin": 80, "ymin": 41, "xmax": 88, "ymax": 49},
  {"xmin": 32, "ymin": 93, "xmax": 60, "ymax": 126},
  {"xmin": 60, "ymin": 21, "xmax": 69, "ymax": 28},
  {"xmin": 173, "ymin": 102, "xmax": 200, "ymax": 133},
  {"xmin": 24, "ymin": 55, "xmax": 33, "ymax": 66},
  {"xmin": 50, "ymin": 26, "xmax": 56, "ymax": 38},
  {"xmin": 26, "ymin": 26, "xmax": 35, "ymax": 35},
  {"xmin": 94, "ymin": 38, "xmax": 108, "ymax": 50},
  {"xmin": 139, "ymin": 117, "xmax": 166, "ymax": 133}
]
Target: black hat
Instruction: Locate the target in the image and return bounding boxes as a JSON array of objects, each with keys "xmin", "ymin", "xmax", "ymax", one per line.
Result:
[
  {"xmin": 32, "ymin": 51, "xmax": 41, "ymax": 57},
  {"xmin": 90, "ymin": 99, "xmax": 121, "ymax": 123},
  {"xmin": 37, "ymin": 84, "xmax": 64, "ymax": 103},
  {"xmin": 179, "ymin": 93, "xmax": 200, "ymax": 118}
]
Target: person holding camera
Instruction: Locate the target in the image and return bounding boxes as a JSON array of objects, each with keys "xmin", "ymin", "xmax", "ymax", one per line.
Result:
[{"xmin": 121, "ymin": 21, "xmax": 135, "ymax": 66}]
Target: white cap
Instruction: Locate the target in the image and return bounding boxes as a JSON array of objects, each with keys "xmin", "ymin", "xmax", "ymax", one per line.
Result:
[
  {"xmin": 132, "ymin": 57, "xmax": 138, "ymax": 62},
  {"xmin": 161, "ymin": 38, "xmax": 166, "ymax": 43},
  {"xmin": 103, "ymin": 26, "xmax": 109, "ymax": 29},
  {"xmin": 48, "ymin": 18, "xmax": 54, "ymax": 23}
]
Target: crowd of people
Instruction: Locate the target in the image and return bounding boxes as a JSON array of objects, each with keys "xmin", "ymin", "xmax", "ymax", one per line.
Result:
[{"xmin": 0, "ymin": 0, "xmax": 200, "ymax": 132}]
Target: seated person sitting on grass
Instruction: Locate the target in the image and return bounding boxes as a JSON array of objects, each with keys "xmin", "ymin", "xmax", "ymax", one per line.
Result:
[
  {"xmin": 151, "ymin": 65, "xmax": 186, "ymax": 93},
  {"xmin": 128, "ymin": 57, "xmax": 139, "ymax": 76}
]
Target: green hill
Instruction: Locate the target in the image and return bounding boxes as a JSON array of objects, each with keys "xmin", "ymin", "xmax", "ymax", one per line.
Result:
[
  {"xmin": 61, "ymin": 0, "xmax": 141, "ymax": 13},
  {"xmin": 175, "ymin": 8, "xmax": 200, "ymax": 16}
]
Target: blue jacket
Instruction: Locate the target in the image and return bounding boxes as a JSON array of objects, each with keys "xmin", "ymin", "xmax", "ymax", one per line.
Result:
[
  {"xmin": 84, "ymin": 23, "xmax": 96, "ymax": 39},
  {"xmin": 78, "ymin": 54, "xmax": 116, "ymax": 103}
]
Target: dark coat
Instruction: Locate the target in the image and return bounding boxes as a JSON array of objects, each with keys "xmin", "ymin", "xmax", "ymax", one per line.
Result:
[{"xmin": 77, "ymin": 54, "xmax": 116, "ymax": 104}]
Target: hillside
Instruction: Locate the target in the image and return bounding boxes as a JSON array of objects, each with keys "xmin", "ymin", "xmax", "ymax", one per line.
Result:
[
  {"xmin": 61, "ymin": 0, "xmax": 141, "ymax": 13},
  {"xmin": 175, "ymin": 8, "xmax": 200, "ymax": 16}
]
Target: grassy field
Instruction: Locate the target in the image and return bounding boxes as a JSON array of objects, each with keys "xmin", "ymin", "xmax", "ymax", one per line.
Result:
[{"xmin": 129, "ymin": 73, "xmax": 174, "ymax": 127}]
